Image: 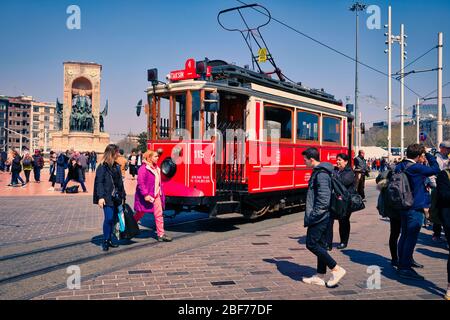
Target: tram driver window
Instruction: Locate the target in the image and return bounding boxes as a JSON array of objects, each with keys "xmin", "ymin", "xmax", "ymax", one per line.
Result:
[
  {"xmin": 263, "ymin": 106, "xmax": 292, "ymax": 140},
  {"xmin": 297, "ymin": 111, "xmax": 318, "ymax": 141},
  {"xmin": 322, "ymin": 116, "xmax": 341, "ymax": 144}
]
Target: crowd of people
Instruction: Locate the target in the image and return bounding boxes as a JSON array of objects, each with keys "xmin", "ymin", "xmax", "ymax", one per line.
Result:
[
  {"xmin": 2, "ymin": 141, "xmax": 450, "ymax": 299},
  {"xmin": 299, "ymin": 142, "xmax": 450, "ymax": 300}
]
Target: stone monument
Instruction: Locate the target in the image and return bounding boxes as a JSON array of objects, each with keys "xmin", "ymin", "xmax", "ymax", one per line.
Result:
[{"xmin": 51, "ymin": 62, "xmax": 110, "ymax": 153}]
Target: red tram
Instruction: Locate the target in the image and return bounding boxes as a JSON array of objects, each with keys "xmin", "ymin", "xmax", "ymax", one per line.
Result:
[{"xmin": 143, "ymin": 58, "xmax": 354, "ymax": 219}]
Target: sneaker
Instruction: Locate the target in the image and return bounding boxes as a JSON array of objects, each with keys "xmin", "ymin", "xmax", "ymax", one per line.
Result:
[
  {"xmin": 397, "ymin": 268, "xmax": 424, "ymax": 280},
  {"xmin": 157, "ymin": 234, "xmax": 172, "ymax": 242},
  {"xmin": 21, "ymin": 183, "xmax": 27, "ymax": 188},
  {"xmin": 48, "ymin": 187, "xmax": 55, "ymax": 191},
  {"xmin": 326, "ymin": 266, "xmax": 346, "ymax": 287},
  {"xmin": 302, "ymin": 275, "xmax": 326, "ymax": 286},
  {"xmin": 411, "ymin": 260, "xmax": 424, "ymax": 269},
  {"xmin": 391, "ymin": 260, "xmax": 399, "ymax": 268}
]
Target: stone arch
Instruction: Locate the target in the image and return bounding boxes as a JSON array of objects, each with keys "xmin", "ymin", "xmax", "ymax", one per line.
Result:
[{"xmin": 71, "ymin": 76, "xmax": 92, "ymax": 91}]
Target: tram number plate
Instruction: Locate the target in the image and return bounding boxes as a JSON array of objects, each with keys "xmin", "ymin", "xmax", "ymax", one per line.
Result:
[{"xmin": 194, "ymin": 150, "xmax": 205, "ymax": 159}]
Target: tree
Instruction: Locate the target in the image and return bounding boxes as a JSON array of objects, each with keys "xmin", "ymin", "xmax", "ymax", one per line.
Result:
[{"xmin": 137, "ymin": 131, "xmax": 148, "ymax": 153}]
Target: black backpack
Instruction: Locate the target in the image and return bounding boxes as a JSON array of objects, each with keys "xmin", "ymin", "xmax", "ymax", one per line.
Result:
[
  {"xmin": 315, "ymin": 169, "xmax": 351, "ymax": 219},
  {"xmin": 386, "ymin": 162, "xmax": 414, "ymax": 211}
]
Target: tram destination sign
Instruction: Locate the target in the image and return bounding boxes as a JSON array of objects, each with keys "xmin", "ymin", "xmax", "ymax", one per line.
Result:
[{"xmin": 169, "ymin": 58, "xmax": 211, "ymax": 81}]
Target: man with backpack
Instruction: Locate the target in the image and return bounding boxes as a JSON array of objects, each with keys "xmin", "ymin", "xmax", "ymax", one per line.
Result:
[
  {"xmin": 301, "ymin": 147, "xmax": 347, "ymax": 287},
  {"xmin": 393, "ymin": 143, "xmax": 440, "ymax": 280}
]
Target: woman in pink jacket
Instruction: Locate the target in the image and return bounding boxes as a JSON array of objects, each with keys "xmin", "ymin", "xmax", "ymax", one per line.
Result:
[{"xmin": 134, "ymin": 150, "xmax": 172, "ymax": 242}]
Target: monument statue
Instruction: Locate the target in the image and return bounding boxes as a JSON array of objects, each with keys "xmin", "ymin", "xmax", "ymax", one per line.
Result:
[
  {"xmin": 70, "ymin": 90, "xmax": 94, "ymax": 132},
  {"xmin": 99, "ymin": 99, "xmax": 108, "ymax": 132},
  {"xmin": 51, "ymin": 62, "xmax": 110, "ymax": 154}
]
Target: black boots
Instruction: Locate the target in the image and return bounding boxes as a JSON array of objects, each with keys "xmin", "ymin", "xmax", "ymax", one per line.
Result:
[{"xmin": 102, "ymin": 239, "xmax": 119, "ymax": 251}]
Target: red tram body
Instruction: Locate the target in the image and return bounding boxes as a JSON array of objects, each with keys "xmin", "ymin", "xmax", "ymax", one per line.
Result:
[{"xmin": 145, "ymin": 58, "xmax": 354, "ymax": 218}]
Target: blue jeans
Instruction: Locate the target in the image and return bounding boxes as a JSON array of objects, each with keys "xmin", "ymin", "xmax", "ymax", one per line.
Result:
[
  {"xmin": 306, "ymin": 217, "xmax": 338, "ymax": 274},
  {"xmin": 33, "ymin": 167, "xmax": 41, "ymax": 182},
  {"xmin": 398, "ymin": 209, "xmax": 423, "ymax": 270},
  {"xmin": 11, "ymin": 172, "xmax": 24, "ymax": 185},
  {"xmin": 103, "ymin": 206, "xmax": 117, "ymax": 241},
  {"xmin": 61, "ymin": 176, "xmax": 87, "ymax": 192}
]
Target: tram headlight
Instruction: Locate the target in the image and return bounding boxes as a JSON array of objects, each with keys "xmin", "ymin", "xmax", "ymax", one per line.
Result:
[{"xmin": 161, "ymin": 157, "xmax": 177, "ymax": 178}]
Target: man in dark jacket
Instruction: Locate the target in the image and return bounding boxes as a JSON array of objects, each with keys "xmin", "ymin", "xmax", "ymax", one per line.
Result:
[
  {"xmin": 32, "ymin": 149, "xmax": 44, "ymax": 183},
  {"xmin": 301, "ymin": 147, "xmax": 346, "ymax": 287},
  {"xmin": 395, "ymin": 143, "xmax": 440, "ymax": 280},
  {"xmin": 61, "ymin": 158, "xmax": 87, "ymax": 193},
  {"xmin": 436, "ymin": 162, "xmax": 450, "ymax": 300},
  {"xmin": 354, "ymin": 150, "xmax": 369, "ymax": 200}
]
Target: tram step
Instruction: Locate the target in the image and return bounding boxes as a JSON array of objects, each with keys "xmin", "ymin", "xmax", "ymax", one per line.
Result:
[{"xmin": 210, "ymin": 201, "xmax": 241, "ymax": 217}]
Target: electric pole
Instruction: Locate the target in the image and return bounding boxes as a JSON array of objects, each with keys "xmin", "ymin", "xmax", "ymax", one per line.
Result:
[
  {"xmin": 416, "ymin": 97, "xmax": 420, "ymax": 144},
  {"xmin": 384, "ymin": 6, "xmax": 393, "ymax": 160},
  {"xmin": 437, "ymin": 32, "xmax": 443, "ymax": 146},
  {"xmin": 399, "ymin": 24, "xmax": 407, "ymax": 157},
  {"xmin": 350, "ymin": 2, "xmax": 367, "ymax": 152}
]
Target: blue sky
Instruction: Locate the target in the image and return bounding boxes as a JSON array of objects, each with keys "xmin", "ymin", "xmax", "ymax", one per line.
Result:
[{"xmin": 1, "ymin": 0, "xmax": 449, "ymax": 139}]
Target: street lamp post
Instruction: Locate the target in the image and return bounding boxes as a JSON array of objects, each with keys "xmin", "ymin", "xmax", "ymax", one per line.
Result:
[
  {"xmin": 350, "ymin": 2, "xmax": 367, "ymax": 153},
  {"xmin": 1, "ymin": 127, "xmax": 30, "ymax": 154}
]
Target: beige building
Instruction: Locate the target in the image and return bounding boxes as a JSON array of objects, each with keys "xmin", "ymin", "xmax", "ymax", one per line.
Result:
[
  {"xmin": 1, "ymin": 95, "xmax": 55, "ymax": 153},
  {"xmin": 30, "ymin": 101, "xmax": 56, "ymax": 152}
]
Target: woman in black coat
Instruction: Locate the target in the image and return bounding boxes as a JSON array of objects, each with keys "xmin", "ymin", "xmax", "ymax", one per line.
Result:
[
  {"xmin": 326, "ymin": 153, "xmax": 356, "ymax": 250},
  {"xmin": 436, "ymin": 165, "xmax": 450, "ymax": 300},
  {"xmin": 9, "ymin": 150, "xmax": 25, "ymax": 186},
  {"xmin": 94, "ymin": 144, "xmax": 126, "ymax": 251}
]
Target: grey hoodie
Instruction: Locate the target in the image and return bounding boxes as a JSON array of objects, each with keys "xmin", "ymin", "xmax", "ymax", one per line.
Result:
[{"xmin": 304, "ymin": 162, "xmax": 334, "ymax": 227}]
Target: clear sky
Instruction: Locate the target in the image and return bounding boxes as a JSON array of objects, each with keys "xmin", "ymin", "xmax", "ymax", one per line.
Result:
[{"xmin": 1, "ymin": 0, "xmax": 449, "ymax": 140}]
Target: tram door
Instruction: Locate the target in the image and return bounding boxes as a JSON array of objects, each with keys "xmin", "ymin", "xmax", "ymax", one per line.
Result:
[{"xmin": 215, "ymin": 93, "xmax": 248, "ymax": 192}]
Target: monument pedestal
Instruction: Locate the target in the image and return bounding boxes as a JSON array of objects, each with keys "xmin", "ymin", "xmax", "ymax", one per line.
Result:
[{"xmin": 51, "ymin": 132, "xmax": 110, "ymax": 153}]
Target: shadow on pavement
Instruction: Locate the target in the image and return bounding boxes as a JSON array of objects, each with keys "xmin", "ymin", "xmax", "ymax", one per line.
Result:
[
  {"xmin": 416, "ymin": 248, "xmax": 448, "ymax": 260},
  {"xmin": 341, "ymin": 249, "xmax": 446, "ymax": 297},
  {"xmin": 263, "ymin": 258, "xmax": 316, "ymax": 281}
]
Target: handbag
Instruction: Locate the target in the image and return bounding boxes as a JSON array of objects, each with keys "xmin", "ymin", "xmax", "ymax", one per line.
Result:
[
  {"xmin": 349, "ymin": 193, "xmax": 365, "ymax": 213},
  {"xmin": 65, "ymin": 185, "xmax": 79, "ymax": 193},
  {"xmin": 120, "ymin": 203, "xmax": 140, "ymax": 239}
]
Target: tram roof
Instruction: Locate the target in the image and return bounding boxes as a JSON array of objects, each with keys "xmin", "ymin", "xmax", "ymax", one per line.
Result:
[{"xmin": 147, "ymin": 60, "xmax": 343, "ymax": 107}]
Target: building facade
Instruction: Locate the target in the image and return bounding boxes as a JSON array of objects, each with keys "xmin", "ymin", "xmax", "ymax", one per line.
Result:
[{"xmin": 0, "ymin": 95, "xmax": 55, "ymax": 152}]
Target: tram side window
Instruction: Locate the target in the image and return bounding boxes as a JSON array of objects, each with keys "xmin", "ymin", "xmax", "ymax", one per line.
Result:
[
  {"xmin": 175, "ymin": 94, "xmax": 187, "ymax": 136},
  {"xmin": 191, "ymin": 91, "xmax": 201, "ymax": 139},
  {"xmin": 264, "ymin": 105, "xmax": 292, "ymax": 140},
  {"xmin": 322, "ymin": 116, "xmax": 341, "ymax": 144},
  {"xmin": 297, "ymin": 111, "xmax": 319, "ymax": 141}
]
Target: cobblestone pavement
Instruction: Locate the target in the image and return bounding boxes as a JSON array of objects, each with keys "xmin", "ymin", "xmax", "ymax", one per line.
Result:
[{"xmin": 33, "ymin": 181, "xmax": 449, "ymax": 300}]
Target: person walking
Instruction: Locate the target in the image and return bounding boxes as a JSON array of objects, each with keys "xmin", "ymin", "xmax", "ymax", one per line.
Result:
[
  {"xmin": 0, "ymin": 150, "xmax": 7, "ymax": 172},
  {"xmin": 354, "ymin": 150, "xmax": 369, "ymax": 200},
  {"xmin": 61, "ymin": 157, "xmax": 87, "ymax": 193},
  {"xmin": 136, "ymin": 150, "xmax": 143, "ymax": 173},
  {"xmin": 78, "ymin": 152, "xmax": 88, "ymax": 181},
  {"xmin": 301, "ymin": 147, "xmax": 346, "ymax": 287},
  {"xmin": 9, "ymin": 150, "xmax": 25, "ymax": 187},
  {"xmin": 32, "ymin": 149, "xmax": 44, "ymax": 183},
  {"xmin": 90, "ymin": 151, "xmax": 97, "ymax": 172},
  {"xmin": 133, "ymin": 150, "xmax": 172, "ymax": 242},
  {"xmin": 128, "ymin": 151, "xmax": 137, "ymax": 180},
  {"xmin": 22, "ymin": 152, "xmax": 33, "ymax": 184},
  {"xmin": 93, "ymin": 144, "xmax": 126, "ymax": 251},
  {"xmin": 49, "ymin": 151, "xmax": 57, "ymax": 175},
  {"xmin": 430, "ymin": 141, "xmax": 450, "ymax": 242},
  {"xmin": 395, "ymin": 144, "xmax": 440, "ymax": 280},
  {"xmin": 326, "ymin": 153, "xmax": 356, "ymax": 250},
  {"xmin": 436, "ymin": 161, "xmax": 450, "ymax": 300},
  {"xmin": 116, "ymin": 149, "xmax": 128, "ymax": 179}
]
